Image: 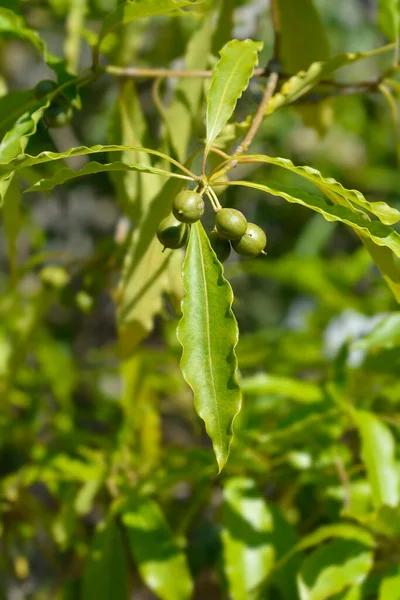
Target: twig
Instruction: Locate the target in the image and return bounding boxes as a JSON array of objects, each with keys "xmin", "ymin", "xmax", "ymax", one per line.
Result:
[
  {"xmin": 105, "ymin": 65, "xmax": 265, "ymax": 79},
  {"xmin": 234, "ymin": 70, "xmax": 279, "ymax": 156}
]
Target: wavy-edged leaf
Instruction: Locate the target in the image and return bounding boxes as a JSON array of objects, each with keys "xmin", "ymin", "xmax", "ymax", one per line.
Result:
[
  {"xmin": 221, "ymin": 477, "xmax": 274, "ymax": 600},
  {"xmin": 82, "ymin": 517, "xmax": 129, "ymax": 600},
  {"xmin": 177, "ymin": 221, "xmax": 242, "ymax": 471},
  {"xmin": 122, "ymin": 494, "xmax": 193, "ymax": 600},
  {"xmin": 98, "ymin": 0, "xmax": 199, "ymax": 49},
  {"xmin": 353, "ymin": 410, "xmax": 399, "ymax": 508},
  {"xmin": 206, "ymin": 39, "xmax": 263, "ymax": 151},
  {"xmin": 239, "ymin": 154, "xmax": 400, "ymax": 225},
  {"xmin": 297, "ymin": 539, "xmax": 373, "ymax": 600},
  {"xmin": 222, "ymin": 180, "xmax": 400, "ymax": 259},
  {"xmin": 267, "ymin": 44, "xmax": 395, "ymax": 115},
  {"xmin": 26, "ymin": 160, "xmax": 191, "ymax": 192}
]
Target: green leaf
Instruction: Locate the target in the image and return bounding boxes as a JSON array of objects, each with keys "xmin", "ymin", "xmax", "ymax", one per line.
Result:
[
  {"xmin": 222, "ymin": 180, "xmax": 400, "ymax": 260},
  {"xmin": 295, "ymin": 524, "xmax": 376, "ymax": 553},
  {"xmin": 353, "ymin": 410, "xmax": 399, "ymax": 508},
  {"xmin": 177, "ymin": 221, "xmax": 242, "ymax": 471},
  {"xmin": 0, "ymin": 90, "xmax": 33, "ymax": 139},
  {"xmin": 241, "ymin": 373, "xmax": 324, "ymax": 404},
  {"xmin": 82, "ymin": 518, "xmax": 129, "ymax": 600},
  {"xmin": 122, "ymin": 495, "xmax": 193, "ymax": 600},
  {"xmin": 276, "ymin": 0, "xmax": 331, "ymax": 133},
  {"xmin": 166, "ymin": 11, "xmax": 215, "ymax": 162},
  {"xmin": 65, "ymin": 0, "xmax": 88, "ymax": 74},
  {"xmin": 206, "ymin": 39, "xmax": 263, "ymax": 151},
  {"xmin": 357, "ymin": 236, "xmax": 400, "ymax": 304},
  {"xmin": 267, "ymin": 44, "xmax": 395, "ymax": 116},
  {"xmin": 379, "ymin": 569, "xmax": 400, "ymax": 599},
  {"xmin": 354, "ymin": 313, "xmax": 400, "ymax": 352},
  {"xmin": 2, "ymin": 174, "xmax": 21, "ymax": 280},
  {"xmin": 98, "ymin": 0, "xmax": 199, "ymax": 50},
  {"xmin": 117, "ymin": 178, "xmax": 186, "ymax": 357},
  {"xmin": 378, "ymin": 0, "xmax": 400, "ymax": 41},
  {"xmin": 297, "ymin": 539, "xmax": 373, "ymax": 600},
  {"xmin": 26, "ymin": 160, "xmax": 191, "ymax": 192},
  {"xmin": 221, "ymin": 477, "xmax": 274, "ymax": 600},
  {"xmin": 239, "ymin": 154, "xmax": 400, "ymax": 225}
]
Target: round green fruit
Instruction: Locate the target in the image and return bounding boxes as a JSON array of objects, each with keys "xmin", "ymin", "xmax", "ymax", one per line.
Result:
[
  {"xmin": 209, "ymin": 231, "xmax": 231, "ymax": 264},
  {"xmin": 232, "ymin": 223, "xmax": 267, "ymax": 257},
  {"xmin": 215, "ymin": 208, "xmax": 247, "ymax": 240},
  {"xmin": 157, "ymin": 215, "xmax": 189, "ymax": 249},
  {"xmin": 172, "ymin": 190, "xmax": 204, "ymax": 224},
  {"xmin": 34, "ymin": 79, "xmax": 58, "ymax": 99},
  {"xmin": 44, "ymin": 101, "xmax": 73, "ymax": 128}
]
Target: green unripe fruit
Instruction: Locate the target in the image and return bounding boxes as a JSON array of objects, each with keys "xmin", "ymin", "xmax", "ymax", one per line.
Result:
[
  {"xmin": 34, "ymin": 79, "xmax": 58, "ymax": 99},
  {"xmin": 215, "ymin": 208, "xmax": 247, "ymax": 240},
  {"xmin": 44, "ymin": 101, "xmax": 73, "ymax": 128},
  {"xmin": 157, "ymin": 215, "xmax": 189, "ymax": 249},
  {"xmin": 209, "ymin": 231, "xmax": 231, "ymax": 264},
  {"xmin": 172, "ymin": 190, "xmax": 204, "ymax": 224},
  {"xmin": 232, "ymin": 223, "xmax": 267, "ymax": 257}
]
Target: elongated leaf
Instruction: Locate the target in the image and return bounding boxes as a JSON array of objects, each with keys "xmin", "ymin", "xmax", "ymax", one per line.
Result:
[
  {"xmin": 360, "ymin": 236, "xmax": 400, "ymax": 303},
  {"xmin": 241, "ymin": 373, "xmax": 324, "ymax": 404},
  {"xmin": 177, "ymin": 221, "xmax": 242, "ymax": 471},
  {"xmin": 0, "ymin": 90, "xmax": 33, "ymax": 139},
  {"xmin": 82, "ymin": 518, "xmax": 129, "ymax": 600},
  {"xmin": 166, "ymin": 11, "xmax": 215, "ymax": 161},
  {"xmin": 117, "ymin": 178, "xmax": 186, "ymax": 357},
  {"xmin": 276, "ymin": 0, "xmax": 331, "ymax": 132},
  {"xmin": 379, "ymin": 569, "xmax": 400, "ymax": 599},
  {"xmin": 295, "ymin": 524, "xmax": 375, "ymax": 553},
  {"xmin": 206, "ymin": 39, "xmax": 263, "ymax": 150},
  {"xmin": 122, "ymin": 495, "xmax": 193, "ymax": 600},
  {"xmin": 222, "ymin": 180, "xmax": 400, "ymax": 259},
  {"xmin": 267, "ymin": 44, "xmax": 395, "ymax": 115},
  {"xmin": 297, "ymin": 539, "xmax": 373, "ymax": 600},
  {"xmin": 238, "ymin": 154, "xmax": 400, "ymax": 225},
  {"xmin": 221, "ymin": 477, "xmax": 274, "ymax": 600},
  {"xmin": 353, "ymin": 410, "xmax": 399, "ymax": 508},
  {"xmin": 26, "ymin": 160, "xmax": 190, "ymax": 192},
  {"xmin": 0, "ymin": 7, "xmax": 80, "ymax": 108},
  {"xmin": 65, "ymin": 0, "xmax": 87, "ymax": 73},
  {"xmin": 98, "ymin": 0, "xmax": 199, "ymax": 47}
]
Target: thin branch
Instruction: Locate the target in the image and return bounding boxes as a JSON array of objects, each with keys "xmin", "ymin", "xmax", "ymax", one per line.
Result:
[
  {"xmin": 105, "ymin": 64, "xmax": 265, "ymax": 79},
  {"xmin": 233, "ymin": 70, "xmax": 279, "ymax": 156}
]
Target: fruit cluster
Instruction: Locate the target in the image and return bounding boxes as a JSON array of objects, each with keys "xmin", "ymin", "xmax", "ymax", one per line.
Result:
[
  {"xmin": 157, "ymin": 190, "xmax": 267, "ymax": 262},
  {"xmin": 34, "ymin": 79, "xmax": 73, "ymax": 128}
]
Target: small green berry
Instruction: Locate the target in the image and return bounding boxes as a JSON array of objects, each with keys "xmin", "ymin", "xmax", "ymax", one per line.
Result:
[
  {"xmin": 232, "ymin": 223, "xmax": 267, "ymax": 257},
  {"xmin": 208, "ymin": 231, "xmax": 231, "ymax": 264},
  {"xmin": 44, "ymin": 100, "xmax": 73, "ymax": 128},
  {"xmin": 172, "ymin": 190, "xmax": 204, "ymax": 224},
  {"xmin": 34, "ymin": 79, "xmax": 58, "ymax": 99},
  {"xmin": 157, "ymin": 215, "xmax": 190, "ymax": 250},
  {"xmin": 215, "ymin": 208, "xmax": 247, "ymax": 240}
]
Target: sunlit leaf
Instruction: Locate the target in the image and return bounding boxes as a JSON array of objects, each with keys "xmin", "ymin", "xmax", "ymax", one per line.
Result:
[
  {"xmin": 267, "ymin": 44, "xmax": 395, "ymax": 115},
  {"xmin": 238, "ymin": 154, "xmax": 400, "ymax": 225},
  {"xmin": 122, "ymin": 494, "xmax": 193, "ymax": 600},
  {"xmin": 177, "ymin": 221, "xmax": 242, "ymax": 471},
  {"xmin": 379, "ymin": 569, "xmax": 400, "ymax": 599},
  {"xmin": 378, "ymin": 0, "xmax": 400, "ymax": 42},
  {"xmin": 222, "ymin": 180, "xmax": 400, "ymax": 260},
  {"xmin": 26, "ymin": 160, "xmax": 191, "ymax": 192},
  {"xmin": 221, "ymin": 477, "xmax": 274, "ymax": 600},
  {"xmin": 241, "ymin": 373, "xmax": 324, "ymax": 404},
  {"xmin": 353, "ymin": 410, "xmax": 399, "ymax": 508},
  {"xmin": 297, "ymin": 539, "xmax": 373, "ymax": 600},
  {"xmin": 206, "ymin": 39, "xmax": 263, "ymax": 151},
  {"xmin": 82, "ymin": 518, "xmax": 129, "ymax": 600}
]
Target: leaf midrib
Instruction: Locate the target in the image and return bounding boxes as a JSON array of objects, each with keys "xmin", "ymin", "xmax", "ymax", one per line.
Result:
[{"xmin": 196, "ymin": 225, "xmax": 222, "ymax": 447}]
